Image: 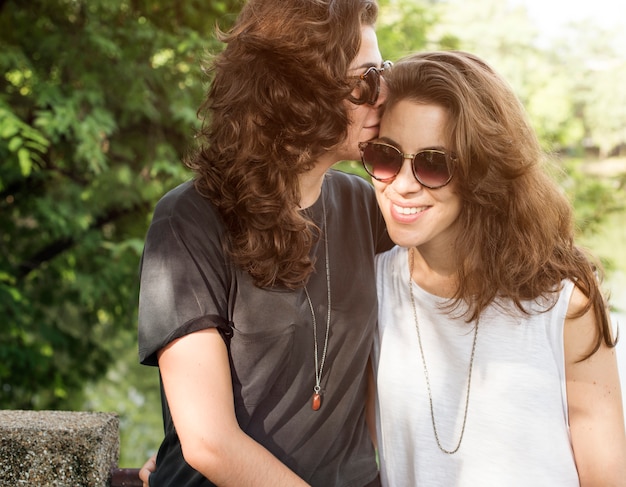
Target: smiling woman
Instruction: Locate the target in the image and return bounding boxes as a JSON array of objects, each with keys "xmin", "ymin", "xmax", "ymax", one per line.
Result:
[{"xmin": 369, "ymin": 50, "xmax": 626, "ymax": 487}]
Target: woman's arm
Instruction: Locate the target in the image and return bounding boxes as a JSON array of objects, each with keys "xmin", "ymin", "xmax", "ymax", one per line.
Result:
[
  {"xmin": 565, "ymin": 287, "xmax": 626, "ymax": 486},
  {"xmin": 158, "ymin": 328, "xmax": 310, "ymax": 486}
]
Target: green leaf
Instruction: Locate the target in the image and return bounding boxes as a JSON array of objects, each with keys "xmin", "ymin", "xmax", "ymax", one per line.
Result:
[
  {"xmin": 17, "ymin": 147, "xmax": 32, "ymax": 176},
  {"xmin": 8, "ymin": 135, "xmax": 22, "ymax": 151}
]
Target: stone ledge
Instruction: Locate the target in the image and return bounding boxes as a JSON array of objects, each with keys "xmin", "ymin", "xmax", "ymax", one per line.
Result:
[{"xmin": 0, "ymin": 410, "xmax": 119, "ymax": 487}]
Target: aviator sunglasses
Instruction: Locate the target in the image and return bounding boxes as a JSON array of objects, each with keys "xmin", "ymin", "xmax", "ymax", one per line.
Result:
[
  {"xmin": 348, "ymin": 60, "xmax": 393, "ymax": 105},
  {"xmin": 359, "ymin": 141, "xmax": 456, "ymax": 189}
]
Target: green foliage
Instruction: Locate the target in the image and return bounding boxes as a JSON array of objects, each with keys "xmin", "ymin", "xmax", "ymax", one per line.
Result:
[
  {"xmin": 82, "ymin": 325, "xmax": 162, "ymax": 467},
  {"xmin": 1, "ymin": 0, "xmax": 624, "ymax": 468},
  {"xmin": 0, "ymin": 0, "xmax": 240, "ymax": 410},
  {"xmin": 557, "ymin": 158, "xmax": 626, "ymax": 237},
  {"xmin": 377, "ymin": 1, "xmax": 438, "ymax": 58},
  {"xmin": 433, "ymin": 0, "xmax": 626, "ymax": 156}
]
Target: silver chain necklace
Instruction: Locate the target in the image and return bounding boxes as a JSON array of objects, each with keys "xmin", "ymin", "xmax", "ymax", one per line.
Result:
[
  {"xmin": 304, "ymin": 195, "xmax": 330, "ymax": 411},
  {"xmin": 408, "ymin": 248, "xmax": 478, "ymax": 454}
]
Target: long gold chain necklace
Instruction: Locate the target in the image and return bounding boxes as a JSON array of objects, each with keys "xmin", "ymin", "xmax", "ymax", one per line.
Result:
[
  {"xmin": 304, "ymin": 195, "xmax": 330, "ymax": 411},
  {"xmin": 408, "ymin": 248, "xmax": 478, "ymax": 454}
]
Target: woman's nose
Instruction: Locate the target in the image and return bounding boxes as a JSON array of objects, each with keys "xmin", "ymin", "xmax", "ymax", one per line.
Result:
[{"xmin": 390, "ymin": 157, "xmax": 423, "ymax": 194}]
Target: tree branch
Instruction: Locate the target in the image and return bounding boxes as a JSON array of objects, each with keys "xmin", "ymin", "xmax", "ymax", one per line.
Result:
[{"xmin": 16, "ymin": 202, "xmax": 150, "ymax": 280}]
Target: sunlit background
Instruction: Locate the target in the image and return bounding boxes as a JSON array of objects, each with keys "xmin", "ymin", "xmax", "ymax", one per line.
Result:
[
  {"xmin": 457, "ymin": 0, "xmax": 626, "ymax": 411},
  {"xmin": 515, "ymin": 0, "xmax": 624, "ymax": 45},
  {"xmin": 2, "ymin": 0, "xmax": 624, "ymax": 467}
]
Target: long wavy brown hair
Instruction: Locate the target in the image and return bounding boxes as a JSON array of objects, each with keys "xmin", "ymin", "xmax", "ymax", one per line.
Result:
[
  {"xmin": 385, "ymin": 50, "xmax": 616, "ymax": 357},
  {"xmin": 185, "ymin": 0, "xmax": 378, "ymax": 289}
]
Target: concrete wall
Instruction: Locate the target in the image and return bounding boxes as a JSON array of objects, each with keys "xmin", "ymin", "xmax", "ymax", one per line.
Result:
[{"xmin": 0, "ymin": 410, "xmax": 120, "ymax": 486}]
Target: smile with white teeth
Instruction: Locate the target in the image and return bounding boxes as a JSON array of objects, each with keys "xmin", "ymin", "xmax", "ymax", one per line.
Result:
[{"xmin": 393, "ymin": 203, "xmax": 428, "ymax": 215}]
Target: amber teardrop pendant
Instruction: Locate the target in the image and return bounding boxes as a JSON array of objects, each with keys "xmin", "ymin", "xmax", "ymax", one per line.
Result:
[{"xmin": 311, "ymin": 392, "xmax": 322, "ymax": 411}]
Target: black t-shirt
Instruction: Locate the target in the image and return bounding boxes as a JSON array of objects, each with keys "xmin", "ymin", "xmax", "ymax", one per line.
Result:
[{"xmin": 138, "ymin": 170, "xmax": 392, "ymax": 486}]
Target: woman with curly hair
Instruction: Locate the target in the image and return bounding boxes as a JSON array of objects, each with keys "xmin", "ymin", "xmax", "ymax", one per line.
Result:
[
  {"xmin": 137, "ymin": 0, "xmax": 392, "ymax": 485},
  {"xmin": 365, "ymin": 50, "xmax": 626, "ymax": 486}
]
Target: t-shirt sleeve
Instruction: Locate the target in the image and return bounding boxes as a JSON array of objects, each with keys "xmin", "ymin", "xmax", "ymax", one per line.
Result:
[{"xmin": 137, "ymin": 183, "xmax": 231, "ymax": 366}]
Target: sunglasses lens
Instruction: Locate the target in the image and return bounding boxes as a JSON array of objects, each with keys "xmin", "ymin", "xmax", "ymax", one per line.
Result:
[
  {"xmin": 362, "ymin": 143, "xmax": 402, "ymax": 181},
  {"xmin": 348, "ymin": 62, "xmax": 391, "ymax": 105},
  {"xmin": 363, "ymin": 69, "xmax": 380, "ymax": 105},
  {"xmin": 351, "ymin": 67, "xmax": 380, "ymax": 105},
  {"xmin": 414, "ymin": 151, "xmax": 451, "ymax": 188}
]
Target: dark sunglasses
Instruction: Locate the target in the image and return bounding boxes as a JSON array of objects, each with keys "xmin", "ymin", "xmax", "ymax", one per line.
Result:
[
  {"xmin": 359, "ymin": 141, "xmax": 455, "ymax": 189},
  {"xmin": 348, "ymin": 60, "xmax": 393, "ymax": 105}
]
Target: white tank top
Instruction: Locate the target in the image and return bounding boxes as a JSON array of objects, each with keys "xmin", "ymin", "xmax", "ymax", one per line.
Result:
[{"xmin": 373, "ymin": 246, "xmax": 580, "ymax": 486}]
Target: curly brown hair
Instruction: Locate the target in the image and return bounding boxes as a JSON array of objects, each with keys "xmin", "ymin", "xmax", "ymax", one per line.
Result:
[
  {"xmin": 185, "ymin": 0, "xmax": 378, "ymax": 289},
  {"xmin": 385, "ymin": 50, "xmax": 616, "ymax": 357}
]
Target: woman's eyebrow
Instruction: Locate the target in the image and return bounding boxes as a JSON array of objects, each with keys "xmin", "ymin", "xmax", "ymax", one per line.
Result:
[{"xmin": 376, "ymin": 136, "xmax": 449, "ymax": 153}]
